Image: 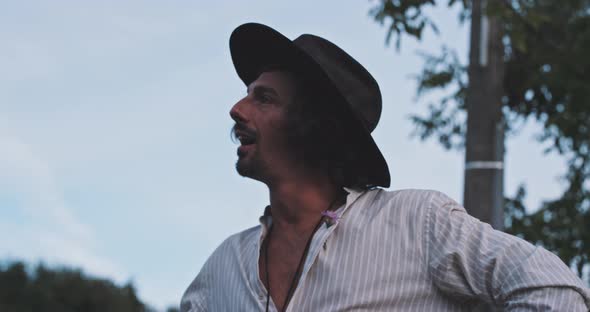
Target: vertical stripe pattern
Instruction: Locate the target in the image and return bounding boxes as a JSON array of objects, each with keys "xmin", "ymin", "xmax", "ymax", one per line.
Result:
[{"xmin": 181, "ymin": 188, "xmax": 590, "ymax": 311}]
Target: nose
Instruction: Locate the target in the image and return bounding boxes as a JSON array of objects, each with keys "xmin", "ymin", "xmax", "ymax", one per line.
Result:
[{"xmin": 229, "ymin": 98, "xmax": 248, "ymax": 124}]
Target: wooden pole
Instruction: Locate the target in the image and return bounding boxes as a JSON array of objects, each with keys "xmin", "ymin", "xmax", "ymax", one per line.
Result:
[{"xmin": 463, "ymin": 0, "xmax": 505, "ymax": 231}]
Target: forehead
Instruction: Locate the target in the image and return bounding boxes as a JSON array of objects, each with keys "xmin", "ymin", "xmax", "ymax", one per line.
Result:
[{"xmin": 247, "ymin": 71, "xmax": 298, "ymax": 97}]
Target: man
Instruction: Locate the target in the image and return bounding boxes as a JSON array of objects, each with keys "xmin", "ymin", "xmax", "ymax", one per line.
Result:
[{"xmin": 181, "ymin": 23, "xmax": 590, "ymax": 311}]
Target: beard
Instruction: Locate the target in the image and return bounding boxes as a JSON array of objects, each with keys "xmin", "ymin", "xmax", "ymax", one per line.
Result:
[
  {"xmin": 235, "ymin": 156, "xmax": 256, "ymax": 177},
  {"xmin": 235, "ymin": 148, "xmax": 268, "ymax": 181},
  {"xmin": 232, "ymin": 123, "xmax": 305, "ymax": 183}
]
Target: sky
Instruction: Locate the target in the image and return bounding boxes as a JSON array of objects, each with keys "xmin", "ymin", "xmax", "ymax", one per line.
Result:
[{"xmin": 0, "ymin": 1, "xmax": 567, "ymax": 310}]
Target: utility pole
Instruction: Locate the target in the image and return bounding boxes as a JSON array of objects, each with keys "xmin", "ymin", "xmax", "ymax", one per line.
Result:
[
  {"xmin": 464, "ymin": 1, "xmax": 505, "ymax": 309},
  {"xmin": 464, "ymin": 0, "xmax": 505, "ymax": 231}
]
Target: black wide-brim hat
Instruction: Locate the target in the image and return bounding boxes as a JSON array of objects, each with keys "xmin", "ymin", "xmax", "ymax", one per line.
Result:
[{"xmin": 230, "ymin": 23, "xmax": 390, "ymax": 187}]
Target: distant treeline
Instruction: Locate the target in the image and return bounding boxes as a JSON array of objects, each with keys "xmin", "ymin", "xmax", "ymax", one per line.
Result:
[{"xmin": 0, "ymin": 261, "xmax": 179, "ymax": 312}]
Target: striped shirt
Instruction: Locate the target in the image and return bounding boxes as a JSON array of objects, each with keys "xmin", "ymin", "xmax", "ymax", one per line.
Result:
[{"xmin": 181, "ymin": 188, "xmax": 590, "ymax": 311}]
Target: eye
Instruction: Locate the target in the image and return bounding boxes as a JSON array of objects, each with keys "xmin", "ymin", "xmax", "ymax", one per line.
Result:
[
  {"xmin": 259, "ymin": 94, "xmax": 271, "ymax": 103},
  {"xmin": 254, "ymin": 91, "xmax": 272, "ymax": 104}
]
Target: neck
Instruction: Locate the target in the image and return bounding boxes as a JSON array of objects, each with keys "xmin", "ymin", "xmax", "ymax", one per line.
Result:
[{"xmin": 266, "ymin": 173, "xmax": 346, "ymax": 235}]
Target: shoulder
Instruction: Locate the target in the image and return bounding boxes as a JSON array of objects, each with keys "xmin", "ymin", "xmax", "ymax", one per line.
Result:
[
  {"xmin": 207, "ymin": 225, "xmax": 261, "ymax": 263},
  {"xmin": 186, "ymin": 224, "xmax": 261, "ymax": 275},
  {"xmin": 195, "ymin": 225, "xmax": 260, "ymax": 281},
  {"xmin": 360, "ymin": 188, "xmax": 465, "ymax": 230},
  {"xmin": 349, "ymin": 188, "xmax": 458, "ymax": 228},
  {"xmin": 181, "ymin": 225, "xmax": 261, "ymax": 311},
  {"xmin": 365, "ymin": 188, "xmax": 460, "ymax": 211}
]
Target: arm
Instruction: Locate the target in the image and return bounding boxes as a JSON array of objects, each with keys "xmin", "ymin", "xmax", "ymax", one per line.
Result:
[
  {"xmin": 425, "ymin": 191, "xmax": 590, "ymax": 310},
  {"xmin": 180, "ymin": 262, "xmax": 210, "ymax": 312}
]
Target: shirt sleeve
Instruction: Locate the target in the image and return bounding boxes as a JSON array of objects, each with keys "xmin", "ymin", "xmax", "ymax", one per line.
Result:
[
  {"xmin": 180, "ymin": 262, "xmax": 209, "ymax": 312},
  {"xmin": 424, "ymin": 191, "xmax": 590, "ymax": 310}
]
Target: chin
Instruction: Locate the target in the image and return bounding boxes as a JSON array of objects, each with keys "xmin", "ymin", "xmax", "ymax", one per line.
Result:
[
  {"xmin": 235, "ymin": 161, "xmax": 249, "ymax": 177},
  {"xmin": 236, "ymin": 158, "xmax": 255, "ymax": 178},
  {"xmin": 235, "ymin": 158, "xmax": 266, "ymax": 182}
]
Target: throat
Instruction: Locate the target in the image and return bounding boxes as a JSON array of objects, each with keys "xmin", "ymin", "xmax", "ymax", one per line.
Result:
[{"xmin": 260, "ymin": 218, "xmax": 324, "ymax": 311}]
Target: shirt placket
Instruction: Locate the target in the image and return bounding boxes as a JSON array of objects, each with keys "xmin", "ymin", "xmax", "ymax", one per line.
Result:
[
  {"xmin": 253, "ymin": 212, "xmax": 274, "ymax": 310},
  {"xmin": 285, "ymin": 188, "xmax": 367, "ymax": 312}
]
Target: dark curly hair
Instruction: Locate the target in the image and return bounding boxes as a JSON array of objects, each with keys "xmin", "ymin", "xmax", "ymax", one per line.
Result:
[{"xmin": 263, "ymin": 65, "xmax": 374, "ymax": 190}]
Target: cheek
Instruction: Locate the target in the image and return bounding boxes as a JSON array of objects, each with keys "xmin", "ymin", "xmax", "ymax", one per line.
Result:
[
  {"xmin": 261, "ymin": 119, "xmax": 290, "ymax": 149},
  {"xmin": 268, "ymin": 119, "xmax": 287, "ymax": 132},
  {"xmin": 265, "ymin": 110, "xmax": 290, "ymax": 132}
]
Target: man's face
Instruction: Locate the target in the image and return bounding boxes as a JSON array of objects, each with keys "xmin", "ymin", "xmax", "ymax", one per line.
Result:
[{"xmin": 229, "ymin": 71, "xmax": 298, "ymax": 182}]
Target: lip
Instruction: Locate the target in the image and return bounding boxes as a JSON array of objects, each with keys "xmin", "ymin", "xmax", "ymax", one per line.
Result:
[
  {"xmin": 237, "ymin": 143, "xmax": 255, "ymax": 156},
  {"xmin": 236, "ymin": 133, "xmax": 256, "ymax": 144},
  {"xmin": 234, "ymin": 125, "xmax": 257, "ymax": 141}
]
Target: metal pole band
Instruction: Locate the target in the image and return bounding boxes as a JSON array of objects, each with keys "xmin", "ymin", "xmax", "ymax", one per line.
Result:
[{"xmin": 465, "ymin": 161, "xmax": 504, "ymax": 170}]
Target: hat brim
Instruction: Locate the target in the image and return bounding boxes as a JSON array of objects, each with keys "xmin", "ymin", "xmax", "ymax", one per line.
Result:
[{"xmin": 230, "ymin": 23, "xmax": 390, "ymax": 188}]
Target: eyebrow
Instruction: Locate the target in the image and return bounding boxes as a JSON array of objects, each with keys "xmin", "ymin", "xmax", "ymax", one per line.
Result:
[{"xmin": 246, "ymin": 85, "xmax": 279, "ymax": 97}]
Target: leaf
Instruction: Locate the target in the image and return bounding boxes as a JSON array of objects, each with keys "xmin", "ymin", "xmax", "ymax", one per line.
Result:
[{"xmin": 371, "ymin": 0, "xmax": 590, "ymax": 281}]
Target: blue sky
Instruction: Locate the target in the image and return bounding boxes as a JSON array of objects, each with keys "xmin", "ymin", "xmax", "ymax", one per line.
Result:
[{"xmin": 0, "ymin": 1, "xmax": 566, "ymax": 310}]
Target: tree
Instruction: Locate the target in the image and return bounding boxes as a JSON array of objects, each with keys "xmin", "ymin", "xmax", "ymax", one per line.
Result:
[
  {"xmin": 0, "ymin": 261, "xmax": 144, "ymax": 312},
  {"xmin": 0, "ymin": 260, "xmax": 182, "ymax": 312},
  {"xmin": 369, "ymin": 0, "xmax": 590, "ymax": 282}
]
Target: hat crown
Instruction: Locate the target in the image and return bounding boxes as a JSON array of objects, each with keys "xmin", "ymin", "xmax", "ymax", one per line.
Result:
[{"xmin": 293, "ymin": 34, "xmax": 382, "ymax": 132}]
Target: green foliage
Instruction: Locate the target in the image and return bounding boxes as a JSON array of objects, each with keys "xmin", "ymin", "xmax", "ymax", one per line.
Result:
[
  {"xmin": 370, "ymin": 0, "xmax": 440, "ymax": 49},
  {"xmin": 370, "ymin": 0, "xmax": 590, "ymax": 281},
  {"xmin": 0, "ymin": 261, "xmax": 145, "ymax": 312},
  {"xmin": 410, "ymin": 46, "xmax": 467, "ymax": 149},
  {"xmin": 506, "ymin": 164, "xmax": 590, "ymax": 278}
]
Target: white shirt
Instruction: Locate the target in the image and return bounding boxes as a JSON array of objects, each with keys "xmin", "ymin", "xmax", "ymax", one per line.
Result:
[{"xmin": 181, "ymin": 188, "xmax": 590, "ymax": 311}]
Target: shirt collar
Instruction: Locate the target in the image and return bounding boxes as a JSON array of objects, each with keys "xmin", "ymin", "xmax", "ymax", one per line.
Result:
[
  {"xmin": 258, "ymin": 187, "xmax": 367, "ymax": 229},
  {"xmin": 259, "ymin": 205, "xmax": 272, "ymax": 229}
]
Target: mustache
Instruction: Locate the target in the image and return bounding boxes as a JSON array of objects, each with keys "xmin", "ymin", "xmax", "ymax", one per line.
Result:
[{"xmin": 230, "ymin": 123, "xmax": 257, "ymax": 142}]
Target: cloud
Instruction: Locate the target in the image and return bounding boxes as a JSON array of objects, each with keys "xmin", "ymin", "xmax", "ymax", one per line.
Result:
[{"xmin": 0, "ymin": 135, "xmax": 127, "ymax": 282}]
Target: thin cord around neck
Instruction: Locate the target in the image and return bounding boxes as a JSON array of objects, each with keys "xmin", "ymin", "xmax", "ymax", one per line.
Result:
[
  {"xmin": 264, "ymin": 194, "xmax": 343, "ymax": 312},
  {"xmin": 264, "ymin": 225, "xmax": 272, "ymax": 312}
]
